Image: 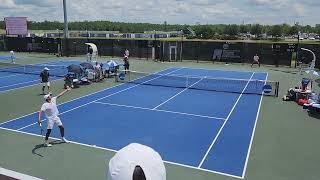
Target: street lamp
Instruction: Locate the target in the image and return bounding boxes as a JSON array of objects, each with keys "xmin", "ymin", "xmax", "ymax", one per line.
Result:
[
  {"xmin": 57, "ymin": 29, "xmax": 61, "ymax": 56},
  {"xmin": 153, "ymin": 30, "xmax": 157, "ymax": 60},
  {"xmin": 73, "ymin": 41, "xmax": 77, "ymax": 56},
  {"xmin": 57, "ymin": 29, "xmax": 59, "ymax": 38},
  {"xmin": 86, "ymin": 29, "xmax": 89, "ymax": 42}
]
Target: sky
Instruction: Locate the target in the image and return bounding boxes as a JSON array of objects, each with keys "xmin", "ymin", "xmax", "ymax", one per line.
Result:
[{"xmin": 0, "ymin": 0, "xmax": 319, "ymax": 25}]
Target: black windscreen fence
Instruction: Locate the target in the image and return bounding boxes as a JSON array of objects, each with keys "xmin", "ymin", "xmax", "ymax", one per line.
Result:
[{"xmin": 3, "ymin": 37, "xmax": 319, "ymax": 67}]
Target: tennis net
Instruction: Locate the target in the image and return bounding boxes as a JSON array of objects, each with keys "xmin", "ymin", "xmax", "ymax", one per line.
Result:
[
  {"xmin": 115, "ymin": 70, "xmax": 279, "ymax": 97},
  {"xmin": 0, "ymin": 62, "xmax": 68, "ymax": 77}
]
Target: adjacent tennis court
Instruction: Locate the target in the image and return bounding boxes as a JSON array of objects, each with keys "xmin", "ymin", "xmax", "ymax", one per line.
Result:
[
  {"xmin": 0, "ymin": 67, "xmax": 271, "ymax": 178},
  {"xmin": 0, "ymin": 55, "xmax": 12, "ymax": 61},
  {"xmin": 0, "ymin": 60, "xmax": 81, "ymax": 93}
]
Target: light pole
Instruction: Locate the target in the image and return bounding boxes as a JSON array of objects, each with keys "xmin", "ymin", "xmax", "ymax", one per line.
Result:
[
  {"xmin": 63, "ymin": 0, "xmax": 69, "ymax": 39},
  {"xmin": 296, "ymin": 31, "xmax": 301, "ymax": 68},
  {"xmin": 57, "ymin": 29, "xmax": 61, "ymax": 56},
  {"xmin": 180, "ymin": 30, "xmax": 183, "ymax": 62},
  {"xmin": 153, "ymin": 30, "xmax": 156, "ymax": 60},
  {"xmin": 86, "ymin": 29, "xmax": 89, "ymax": 42},
  {"xmin": 73, "ymin": 41, "xmax": 76, "ymax": 56}
]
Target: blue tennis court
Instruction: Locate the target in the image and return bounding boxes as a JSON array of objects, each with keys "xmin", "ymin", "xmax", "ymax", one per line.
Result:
[
  {"xmin": 0, "ymin": 60, "xmax": 81, "ymax": 93},
  {"xmin": 0, "ymin": 67, "xmax": 268, "ymax": 178},
  {"xmin": 0, "ymin": 55, "xmax": 12, "ymax": 61}
]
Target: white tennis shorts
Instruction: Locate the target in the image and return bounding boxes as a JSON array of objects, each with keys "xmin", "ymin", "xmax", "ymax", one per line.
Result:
[
  {"xmin": 43, "ymin": 82, "xmax": 50, "ymax": 87},
  {"xmin": 47, "ymin": 116, "xmax": 63, "ymax": 129}
]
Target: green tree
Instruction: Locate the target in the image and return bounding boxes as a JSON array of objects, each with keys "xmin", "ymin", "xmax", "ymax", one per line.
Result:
[
  {"xmin": 250, "ymin": 24, "xmax": 263, "ymax": 37},
  {"xmin": 281, "ymin": 23, "xmax": 290, "ymax": 36},
  {"xmin": 0, "ymin": 21, "xmax": 5, "ymax": 29},
  {"xmin": 224, "ymin": 24, "xmax": 239, "ymax": 36},
  {"xmin": 239, "ymin": 24, "xmax": 249, "ymax": 34},
  {"xmin": 288, "ymin": 25, "xmax": 299, "ymax": 35},
  {"xmin": 304, "ymin": 25, "xmax": 312, "ymax": 33},
  {"xmin": 315, "ymin": 24, "xmax": 320, "ymax": 34},
  {"xmin": 269, "ymin": 25, "xmax": 283, "ymax": 37},
  {"xmin": 194, "ymin": 25, "xmax": 213, "ymax": 39}
]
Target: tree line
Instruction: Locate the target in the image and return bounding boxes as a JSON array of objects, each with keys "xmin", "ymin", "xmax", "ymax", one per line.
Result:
[{"xmin": 0, "ymin": 20, "xmax": 319, "ymax": 39}]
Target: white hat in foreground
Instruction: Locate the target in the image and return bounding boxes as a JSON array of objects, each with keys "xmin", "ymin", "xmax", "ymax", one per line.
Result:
[
  {"xmin": 44, "ymin": 67, "xmax": 50, "ymax": 71},
  {"xmin": 43, "ymin": 94, "xmax": 51, "ymax": 101},
  {"xmin": 107, "ymin": 143, "xmax": 166, "ymax": 180}
]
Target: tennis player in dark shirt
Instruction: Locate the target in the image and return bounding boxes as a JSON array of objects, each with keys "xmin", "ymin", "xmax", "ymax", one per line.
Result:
[
  {"xmin": 40, "ymin": 67, "xmax": 50, "ymax": 94},
  {"xmin": 123, "ymin": 56, "xmax": 129, "ymax": 74},
  {"xmin": 88, "ymin": 46, "xmax": 93, "ymax": 61}
]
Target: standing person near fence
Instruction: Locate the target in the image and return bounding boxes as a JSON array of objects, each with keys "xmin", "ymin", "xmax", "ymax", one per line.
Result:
[
  {"xmin": 40, "ymin": 67, "xmax": 51, "ymax": 95},
  {"xmin": 87, "ymin": 46, "xmax": 93, "ymax": 62},
  {"xmin": 123, "ymin": 56, "xmax": 130, "ymax": 74},
  {"xmin": 38, "ymin": 87, "xmax": 71, "ymax": 147},
  {"xmin": 251, "ymin": 54, "xmax": 260, "ymax": 67},
  {"xmin": 94, "ymin": 61, "xmax": 102, "ymax": 81},
  {"xmin": 10, "ymin": 50, "xmax": 15, "ymax": 63},
  {"xmin": 124, "ymin": 49, "xmax": 130, "ymax": 58}
]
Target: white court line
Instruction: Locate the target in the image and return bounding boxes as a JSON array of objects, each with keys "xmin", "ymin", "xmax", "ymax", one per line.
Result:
[
  {"xmin": 241, "ymin": 73, "xmax": 268, "ymax": 179},
  {"xmin": 0, "ymin": 79, "xmax": 40, "ymax": 88},
  {"xmin": 0, "ymin": 59, "xmax": 83, "ymax": 92},
  {"xmin": 93, "ymin": 101, "xmax": 225, "ymax": 120},
  {"xmin": 164, "ymin": 160, "xmax": 243, "ymax": 179},
  {"xmin": 16, "ymin": 68, "xmax": 184, "ymax": 131},
  {"xmin": 0, "ymin": 126, "xmax": 118, "ymax": 153},
  {"xmin": 0, "ymin": 78, "xmax": 63, "ymax": 93},
  {"xmin": 0, "ymin": 67, "xmax": 174, "ymax": 126},
  {"xmin": 152, "ymin": 77, "xmax": 204, "ymax": 110},
  {"xmin": 0, "ymin": 167, "xmax": 43, "ymax": 180},
  {"xmin": 0, "ymin": 126, "xmax": 242, "ymax": 179},
  {"xmin": 0, "ymin": 73, "xmax": 24, "ymax": 79},
  {"xmin": 166, "ymin": 73, "xmax": 262, "ymax": 82},
  {"xmin": 198, "ymin": 72, "xmax": 255, "ymax": 168},
  {"xmin": 180, "ymin": 66, "xmax": 259, "ymax": 74}
]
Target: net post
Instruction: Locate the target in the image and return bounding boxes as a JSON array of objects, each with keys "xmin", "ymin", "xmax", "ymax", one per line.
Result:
[
  {"xmin": 186, "ymin": 76, "xmax": 189, "ymax": 87},
  {"xmin": 255, "ymin": 79, "xmax": 258, "ymax": 94},
  {"xmin": 128, "ymin": 70, "xmax": 131, "ymax": 81},
  {"xmin": 276, "ymin": 81, "xmax": 280, "ymax": 97}
]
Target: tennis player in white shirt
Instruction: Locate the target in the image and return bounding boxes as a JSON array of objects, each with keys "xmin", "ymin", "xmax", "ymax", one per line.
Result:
[
  {"xmin": 38, "ymin": 87, "xmax": 71, "ymax": 147},
  {"xmin": 10, "ymin": 50, "xmax": 15, "ymax": 63},
  {"xmin": 251, "ymin": 54, "xmax": 260, "ymax": 67}
]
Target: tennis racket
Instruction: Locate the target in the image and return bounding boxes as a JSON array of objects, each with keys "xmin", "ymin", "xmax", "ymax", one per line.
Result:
[{"xmin": 39, "ymin": 122, "xmax": 44, "ymax": 137}]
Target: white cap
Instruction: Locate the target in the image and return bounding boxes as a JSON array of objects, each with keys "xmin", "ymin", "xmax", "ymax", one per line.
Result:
[
  {"xmin": 107, "ymin": 143, "xmax": 166, "ymax": 180},
  {"xmin": 44, "ymin": 67, "xmax": 50, "ymax": 71},
  {"xmin": 43, "ymin": 94, "xmax": 51, "ymax": 101}
]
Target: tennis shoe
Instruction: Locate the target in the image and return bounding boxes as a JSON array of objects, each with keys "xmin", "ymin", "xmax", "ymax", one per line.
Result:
[
  {"xmin": 61, "ymin": 137, "xmax": 69, "ymax": 143},
  {"xmin": 44, "ymin": 143, "xmax": 52, "ymax": 147}
]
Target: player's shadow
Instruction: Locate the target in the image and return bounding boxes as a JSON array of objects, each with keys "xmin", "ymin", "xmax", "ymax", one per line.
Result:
[
  {"xmin": 32, "ymin": 140, "xmax": 66, "ymax": 157},
  {"xmin": 49, "ymin": 140, "xmax": 65, "ymax": 145},
  {"xmin": 32, "ymin": 144, "xmax": 45, "ymax": 157}
]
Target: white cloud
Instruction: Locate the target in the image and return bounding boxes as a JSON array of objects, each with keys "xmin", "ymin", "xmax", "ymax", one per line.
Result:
[
  {"xmin": 292, "ymin": 3, "xmax": 306, "ymax": 16},
  {"xmin": 0, "ymin": 0, "xmax": 16, "ymax": 9},
  {"xmin": 13, "ymin": 0, "xmax": 57, "ymax": 7},
  {"xmin": 251, "ymin": 0, "xmax": 290, "ymax": 10},
  {"xmin": 0, "ymin": 0, "xmax": 318, "ymax": 25}
]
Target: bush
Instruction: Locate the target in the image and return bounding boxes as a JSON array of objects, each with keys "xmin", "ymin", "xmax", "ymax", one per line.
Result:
[
  {"xmin": 269, "ymin": 38, "xmax": 282, "ymax": 41},
  {"xmin": 0, "ymin": 41, "xmax": 4, "ymax": 51},
  {"xmin": 219, "ymin": 35, "xmax": 238, "ymax": 40}
]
